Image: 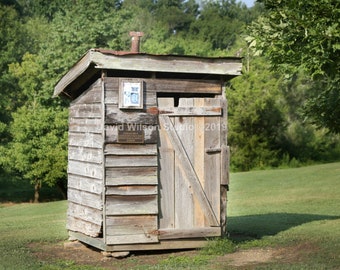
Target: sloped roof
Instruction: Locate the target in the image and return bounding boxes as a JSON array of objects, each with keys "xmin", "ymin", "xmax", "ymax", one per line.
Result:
[{"xmin": 54, "ymin": 48, "xmax": 242, "ymax": 99}]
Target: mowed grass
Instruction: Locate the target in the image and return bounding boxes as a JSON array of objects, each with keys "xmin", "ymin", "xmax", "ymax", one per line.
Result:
[
  {"xmin": 0, "ymin": 201, "xmax": 68, "ymax": 269},
  {"xmin": 228, "ymin": 162, "xmax": 340, "ymax": 269},
  {"xmin": 0, "ymin": 162, "xmax": 339, "ymax": 269}
]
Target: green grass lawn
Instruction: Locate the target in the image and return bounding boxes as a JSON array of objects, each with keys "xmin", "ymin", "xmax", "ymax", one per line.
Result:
[
  {"xmin": 0, "ymin": 162, "xmax": 339, "ymax": 269},
  {"xmin": 228, "ymin": 162, "xmax": 340, "ymax": 269}
]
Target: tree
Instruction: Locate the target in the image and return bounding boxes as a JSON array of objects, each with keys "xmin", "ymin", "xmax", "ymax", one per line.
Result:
[
  {"xmin": 1, "ymin": 103, "xmax": 68, "ymax": 202},
  {"xmin": 227, "ymin": 57, "xmax": 286, "ymax": 171},
  {"xmin": 248, "ymin": 0, "xmax": 340, "ymax": 133}
]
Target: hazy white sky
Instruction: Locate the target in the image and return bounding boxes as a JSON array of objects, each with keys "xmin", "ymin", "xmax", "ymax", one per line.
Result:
[{"xmin": 242, "ymin": 0, "xmax": 255, "ymax": 7}]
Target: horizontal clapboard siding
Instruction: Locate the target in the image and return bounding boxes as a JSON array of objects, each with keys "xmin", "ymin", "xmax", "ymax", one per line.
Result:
[
  {"xmin": 67, "ymin": 216, "xmax": 102, "ymax": 238},
  {"xmin": 69, "ymin": 103, "xmax": 102, "ymax": 118},
  {"xmin": 104, "ymin": 144, "xmax": 157, "ymax": 156},
  {"xmin": 68, "ymin": 160, "xmax": 103, "ymax": 179},
  {"xmin": 103, "ymin": 77, "xmax": 221, "ymax": 96},
  {"xmin": 105, "ymin": 125, "xmax": 157, "ymax": 144},
  {"xmin": 106, "ymin": 215, "xmax": 158, "ymax": 244},
  {"xmin": 67, "ymin": 79, "xmax": 104, "ymax": 239},
  {"xmin": 69, "ymin": 118, "xmax": 102, "ymax": 133},
  {"xmin": 68, "ymin": 174, "xmax": 102, "ymax": 194},
  {"xmin": 105, "ymin": 155, "xmax": 157, "ymax": 167},
  {"xmin": 105, "ymin": 195, "xmax": 158, "ymax": 215},
  {"xmin": 106, "ymin": 185, "xmax": 157, "ymax": 196},
  {"xmin": 71, "ymin": 79, "xmax": 102, "ymax": 104},
  {"xmin": 105, "ymin": 107, "xmax": 158, "ymax": 125},
  {"xmin": 68, "ymin": 146, "xmax": 102, "ymax": 164},
  {"xmin": 106, "ymin": 167, "xmax": 158, "ymax": 186},
  {"xmin": 68, "ymin": 201, "xmax": 102, "ymax": 226},
  {"xmin": 69, "ymin": 132, "xmax": 102, "ymax": 148},
  {"xmin": 68, "ymin": 187, "xmax": 102, "ymax": 210}
]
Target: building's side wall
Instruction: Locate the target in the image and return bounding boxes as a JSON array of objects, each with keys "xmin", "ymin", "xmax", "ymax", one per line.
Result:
[{"xmin": 67, "ymin": 79, "xmax": 104, "ymax": 237}]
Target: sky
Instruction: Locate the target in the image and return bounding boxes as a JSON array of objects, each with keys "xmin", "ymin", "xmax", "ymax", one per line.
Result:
[{"xmin": 242, "ymin": 0, "xmax": 255, "ymax": 7}]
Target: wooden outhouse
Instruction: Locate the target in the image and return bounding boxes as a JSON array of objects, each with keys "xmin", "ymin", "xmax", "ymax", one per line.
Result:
[{"xmin": 54, "ymin": 47, "xmax": 242, "ymax": 252}]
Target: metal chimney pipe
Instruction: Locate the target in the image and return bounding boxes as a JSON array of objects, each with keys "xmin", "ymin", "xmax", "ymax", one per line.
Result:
[{"xmin": 129, "ymin": 31, "xmax": 144, "ymax": 53}]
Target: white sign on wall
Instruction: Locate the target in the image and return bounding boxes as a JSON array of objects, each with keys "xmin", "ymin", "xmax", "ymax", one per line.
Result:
[{"xmin": 119, "ymin": 79, "xmax": 143, "ymax": 109}]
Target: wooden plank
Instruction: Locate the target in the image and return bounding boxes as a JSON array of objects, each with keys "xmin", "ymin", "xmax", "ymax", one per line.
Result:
[
  {"xmin": 105, "ymin": 77, "xmax": 222, "ymax": 95},
  {"xmin": 159, "ymin": 115, "xmax": 219, "ymax": 226},
  {"xmin": 221, "ymin": 145, "xmax": 230, "ymax": 185},
  {"xmin": 105, "ymin": 125, "xmax": 157, "ymax": 144},
  {"xmin": 106, "ymin": 167, "xmax": 158, "ymax": 186},
  {"xmin": 157, "ymin": 98, "xmax": 174, "ymax": 107},
  {"xmin": 105, "ymin": 155, "xmax": 157, "ymax": 167},
  {"xmin": 68, "ymin": 160, "xmax": 103, "ymax": 179},
  {"xmin": 91, "ymin": 51, "xmax": 242, "ymax": 76},
  {"xmin": 106, "ymin": 215, "xmax": 158, "ymax": 245},
  {"xmin": 158, "ymin": 106, "xmax": 222, "ymax": 116},
  {"xmin": 106, "ymin": 185, "xmax": 157, "ymax": 196},
  {"xmin": 69, "ymin": 103, "xmax": 102, "ymax": 118},
  {"xmin": 67, "ymin": 216, "xmax": 102, "ymax": 237},
  {"xmin": 67, "ymin": 202, "xmax": 102, "ymax": 226},
  {"xmin": 68, "ymin": 231, "xmax": 105, "ymax": 250},
  {"xmin": 103, "ymin": 77, "xmax": 119, "ymax": 104},
  {"xmin": 203, "ymin": 99, "xmax": 221, "ymax": 226},
  {"xmin": 174, "ymin": 98, "xmax": 195, "ymax": 229},
  {"xmin": 193, "ymin": 98, "xmax": 206, "ymax": 227},
  {"xmin": 146, "ymin": 79, "xmax": 222, "ymax": 94},
  {"xmin": 157, "ymin": 227, "xmax": 221, "ymax": 240},
  {"xmin": 158, "ymin": 147, "xmax": 175, "ymax": 229},
  {"xmin": 68, "ymin": 146, "xmax": 102, "ymax": 164},
  {"xmin": 68, "ymin": 187, "xmax": 102, "ymax": 210},
  {"xmin": 158, "ymin": 97, "xmax": 175, "ymax": 229},
  {"xmin": 220, "ymin": 185, "xmax": 228, "ymax": 236},
  {"xmin": 104, "ymin": 144, "xmax": 157, "ymax": 156},
  {"xmin": 71, "ymin": 79, "xmax": 102, "ymax": 104},
  {"xmin": 68, "ymin": 174, "xmax": 102, "ymax": 194},
  {"xmin": 69, "ymin": 117, "xmax": 102, "ymax": 133},
  {"xmin": 105, "ymin": 105, "xmax": 157, "ymax": 125},
  {"xmin": 69, "ymin": 132, "xmax": 103, "ymax": 148},
  {"xmin": 105, "ymin": 89, "xmax": 157, "ymax": 106},
  {"xmin": 105, "ymin": 195, "xmax": 158, "ymax": 215},
  {"xmin": 68, "ymin": 231, "xmax": 212, "ymax": 252}
]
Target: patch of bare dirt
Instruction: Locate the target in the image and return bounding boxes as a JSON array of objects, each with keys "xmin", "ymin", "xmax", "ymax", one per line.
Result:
[
  {"xmin": 29, "ymin": 240, "xmax": 319, "ymax": 269},
  {"xmin": 216, "ymin": 242, "xmax": 319, "ymax": 268},
  {"xmin": 29, "ymin": 241, "xmax": 198, "ymax": 269}
]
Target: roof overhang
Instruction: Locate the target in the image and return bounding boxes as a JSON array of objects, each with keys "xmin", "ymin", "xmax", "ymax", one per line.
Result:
[{"xmin": 53, "ymin": 48, "xmax": 242, "ymax": 99}]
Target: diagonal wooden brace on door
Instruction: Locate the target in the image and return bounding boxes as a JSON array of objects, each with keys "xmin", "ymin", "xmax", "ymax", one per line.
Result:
[{"xmin": 159, "ymin": 115, "xmax": 219, "ymax": 226}]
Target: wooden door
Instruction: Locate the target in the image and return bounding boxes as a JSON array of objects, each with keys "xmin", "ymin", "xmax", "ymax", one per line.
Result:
[{"xmin": 157, "ymin": 97, "xmax": 227, "ymax": 239}]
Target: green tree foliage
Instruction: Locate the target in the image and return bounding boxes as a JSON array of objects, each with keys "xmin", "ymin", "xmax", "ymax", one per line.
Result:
[
  {"xmin": 0, "ymin": 4, "xmax": 27, "ymax": 139},
  {"xmin": 2, "ymin": 104, "xmax": 68, "ymax": 202},
  {"xmin": 248, "ymin": 0, "xmax": 340, "ymax": 133},
  {"xmin": 227, "ymin": 57, "xmax": 286, "ymax": 171},
  {"xmin": 1, "ymin": 0, "xmax": 340, "ymax": 200}
]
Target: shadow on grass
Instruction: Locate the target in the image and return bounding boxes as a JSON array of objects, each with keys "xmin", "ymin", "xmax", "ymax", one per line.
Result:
[
  {"xmin": 0, "ymin": 178, "xmax": 64, "ymax": 203},
  {"xmin": 227, "ymin": 213, "xmax": 340, "ymax": 242}
]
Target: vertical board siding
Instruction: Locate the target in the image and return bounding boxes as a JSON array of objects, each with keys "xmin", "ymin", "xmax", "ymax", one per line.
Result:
[
  {"xmin": 158, "ymin": 97, "xmax": 222, "ymax": 234},
  {"xmin": 67, "ymin": 78, "xmax": 104, "ymax": 238}
]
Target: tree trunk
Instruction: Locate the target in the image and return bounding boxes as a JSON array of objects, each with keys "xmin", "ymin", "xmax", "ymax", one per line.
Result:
[
  {"xmin": 56, "ymin": 180, "xmax": 67, "ymax": 200},
  {"xmin": 34, "ymin": 180, "xmax": 41, "ymax": 203}
]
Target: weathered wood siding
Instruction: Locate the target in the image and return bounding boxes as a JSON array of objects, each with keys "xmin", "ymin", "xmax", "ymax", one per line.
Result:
[
  {"xmin": 67, "ymin": 79, "xmax": 103, "ymax": 237},
  {"xmin": 104, "ymin": 77, "xmax": 159, "ymax": 245},
  {"xmin": 158, "ymin": 96, "xmax": 224, "ymax": 239}
]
